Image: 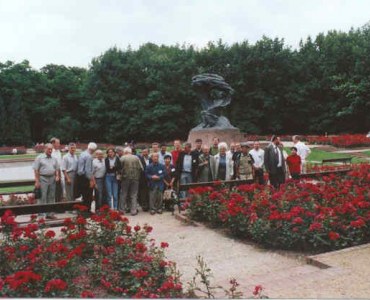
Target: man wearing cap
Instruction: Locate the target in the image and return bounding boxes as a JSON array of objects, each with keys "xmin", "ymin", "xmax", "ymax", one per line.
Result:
[
  {"xmin": 33, "ymin": 143, "xmax": 60, "ymax": 219},
  {"xmin": 61, "ymin": 143, "xmax": 78, "ymax": 201},
  {"xmin": 77, "ymin": 142, "xmax": 97, "ymax": 210},
  {"xmin": 235, "ymin": 143, "xmax": 254, "ymax": 180},
  {"xmin": 249, "ymin": 141, "xmax": 265, "ymax": 185}
]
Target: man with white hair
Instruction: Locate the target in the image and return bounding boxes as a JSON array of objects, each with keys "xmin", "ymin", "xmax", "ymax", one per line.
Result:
[
  {"xmin": 77, "ymin": 142, "xmax": 97, "ymax": 210},
  {"xmin": 292, "ymin": 135, "xmax": 311, "ymax": 173},
  {"xmin": 33, "ymin": 143, "xmax": 60, "ymax": 219},
  {"xmin": 119, "ymin": 147, "xmax": 143, "ymax": 215}
]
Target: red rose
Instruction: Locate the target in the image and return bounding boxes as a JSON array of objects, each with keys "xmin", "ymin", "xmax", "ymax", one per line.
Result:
[
  {"xmin": 160, "ymin": 242, "xmax": 169, "ymax": 248},
  {"xmin": 134, "ymin": 225, "xmax": 141, "ymax": 232},
  {"xmin": 328, "ymin": 231, "xmax": 340, "ymax": 241}
]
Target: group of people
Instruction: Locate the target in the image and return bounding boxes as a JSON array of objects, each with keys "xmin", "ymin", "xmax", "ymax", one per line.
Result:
[{"xmin": 32, "ymin": 135, "xmax": 310, "ymax": 218}]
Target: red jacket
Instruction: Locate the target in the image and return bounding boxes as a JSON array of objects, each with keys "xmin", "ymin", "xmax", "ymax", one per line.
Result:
[
  {"xmin": 171, "ymin": 149, "xmax": 182, "ymax": 166},
  {"xmin": 287, "ymin": 154, "xmax": 301, "ymax": 174}
]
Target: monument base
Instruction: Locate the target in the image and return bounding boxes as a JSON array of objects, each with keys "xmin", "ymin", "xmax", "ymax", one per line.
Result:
[{"xmin": 187, "ymin": 128, "xmax": 246, "ymax": 147}]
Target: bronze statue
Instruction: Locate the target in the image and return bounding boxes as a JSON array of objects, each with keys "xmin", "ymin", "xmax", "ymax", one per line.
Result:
[{"xmin": 191, "ymin": 73, "xmax": 236, "ymax": 130}]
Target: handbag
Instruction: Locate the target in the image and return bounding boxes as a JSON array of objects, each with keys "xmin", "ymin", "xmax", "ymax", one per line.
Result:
[{"xmin": 163, "ymin": 189, "xmax": 174, "ymax": 201}]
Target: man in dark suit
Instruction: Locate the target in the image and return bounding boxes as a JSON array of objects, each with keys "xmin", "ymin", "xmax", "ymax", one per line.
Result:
[
  {"xmin": 137, "ymin": 148, "xmax": 151, "ymax": 211},
  {"xmin": 264, "ymin": 136, "xmax": 286, "ymax": 189},
  {"xmin": 176, "ymin": 142, "xmax": 199, "ymax": 198}
]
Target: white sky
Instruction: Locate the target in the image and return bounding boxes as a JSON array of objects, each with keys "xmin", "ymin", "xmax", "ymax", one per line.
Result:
[{"xmin": 1, "ymin": 0, "xmax": 369, "ymax": 69}]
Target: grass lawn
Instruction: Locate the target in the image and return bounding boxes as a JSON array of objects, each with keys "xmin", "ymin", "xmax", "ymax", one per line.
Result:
[
  {"xmin": 0, "ymin": 185, "xmax": 34, "ymax": 194},
  {"xmin": 0, "ymin": 154, "xmax": 37, "ymax": 160},
  {"xmin": 364, "ymin": 150, "xmax": 370, "ymax": 157},
  {"xmin": 284, "ymin": 148, "xmax": 367, "ymax": 163}
]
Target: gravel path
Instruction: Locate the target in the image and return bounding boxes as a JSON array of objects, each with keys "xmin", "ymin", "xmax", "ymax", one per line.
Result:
[{"xmin": 125, "ymin": 212, "xmax": 370, "ymax": 298}]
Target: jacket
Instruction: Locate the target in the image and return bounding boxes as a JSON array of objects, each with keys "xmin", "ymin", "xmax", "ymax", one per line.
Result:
[
  {"xmin": 210, "ymin": 152, "xmax": 234, "ymax": 181},
  {"xmin": 175, "ymin": 151, "xmax": 199, "ymax": 181},
  {"xmin": 264, "ymin": 144, "xmax": 286, "ymax": 174}
]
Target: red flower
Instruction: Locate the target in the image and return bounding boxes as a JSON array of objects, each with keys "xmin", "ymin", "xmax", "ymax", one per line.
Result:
[
  {"xmin": 309, "ymin": 222, "xmax": 322, "ymax": 231},
  {"xmin": 81, "ymin": 290, "xmax": 95, "ymax": 298},
  {"xmin": 253, "ymin": 285, "xmax": 263, "ymax": 296},
  {"xmin": 134, "ymin": 225, "xmax": 141, "ymax": 232},
  {"xmin": 45, "ymin": 230, "xmax": 56, "ymax": 238},
  {"xmin": 130, "ymin": 269, "xmax": 149, "ymax": 278},
  {"xmin": 160, "ymin": 242, "xmax": 169, "ymax": 248},
  {"xmin": 328, "ymin": 231, "xmax": 340, "ymax": 241},
  {"xmin": 292, "ymin": 217, "xmax": 304, "ymax": 225},
  {"xmin": 115, "ymin": 236, "xmax": 125, "ymax": 245},
  {"xmin": 44, "ymin": 279, "xmax": 68, "ymax": 292},
  {"xmin": 144, "ymin": 225, "xmax": 153, "ymax": 233},
  {"xmin": 350, "ymin": 218, "xmax": 366, "ymax": 228}
]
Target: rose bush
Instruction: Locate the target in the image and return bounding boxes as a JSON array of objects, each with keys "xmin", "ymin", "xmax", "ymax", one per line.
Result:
[
  {"xmin": 186, "ymin": 164, "xmax": 370, "ymax": 251},
  {"xmin": 0, "ymin": 205, "xmax": 183, "ymax": 298}
]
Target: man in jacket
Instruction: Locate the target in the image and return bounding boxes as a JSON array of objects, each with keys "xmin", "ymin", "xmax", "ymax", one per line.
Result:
[
  {"xmin": 176, "ymin": 142, "xmax": 199, "ymax": 199},
  {"xmin": 264, "ymin": 136, "xmax": 286, "ymax": 189},
  {"xmin": 145, "ymin": 152, "xmax": 165, "ymax": 214}
]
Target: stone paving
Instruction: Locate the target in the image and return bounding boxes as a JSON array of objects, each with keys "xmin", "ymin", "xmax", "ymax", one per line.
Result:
[{"xmin": 124, "ymin": 212, "xmax": 370, "ymax": 298}]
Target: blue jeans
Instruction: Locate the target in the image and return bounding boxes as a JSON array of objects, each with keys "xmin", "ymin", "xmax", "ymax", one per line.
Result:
[
  {"xmin": 180, "ymin": 172, "xmax": 193, "ymax": 199},
  {"xmin": 105, "ymin": 173, "xmax": 118, "ymax": 209}
]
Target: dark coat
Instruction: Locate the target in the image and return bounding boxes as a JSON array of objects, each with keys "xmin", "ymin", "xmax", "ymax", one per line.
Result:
[
  {"xmin": 104, "ymin": 157, "xmax": 121, "ymax": 174},
  {"xmin": 176, "ymin": 151, "xmax": 199, "ymax": 181},
  {"xmin": 264, "ymin": 144, "xmax": 286, "ymax": 174}
]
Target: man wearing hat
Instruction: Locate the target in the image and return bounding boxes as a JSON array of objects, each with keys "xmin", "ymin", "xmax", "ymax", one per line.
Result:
[{"xmin": 235, "ymin": 143, "xmax": 254, "ymax": 180}]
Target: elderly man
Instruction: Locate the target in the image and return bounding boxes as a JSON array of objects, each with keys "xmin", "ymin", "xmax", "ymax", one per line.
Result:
[
  {"xmin": 61, "ymin": 143, "xmax": 78, "ymax": 201},
  {"xmin": 198, "ymin": 145, "xmax": 213, "ymax": 182},
  {"xmin": 33, "ymin": 143, "xmax": 60, "ymax": 219},
  {"xmin": 93, "ymin": 150, "xmax": 106, "ymax": 210},
  {"xmin": 119, "ymin": 147, "xmax": 143, "ymax": 215},
  {"xmin": 51, "ymin": 137, "xmax": 63, "ymax": 202},
  {"xmin": 292, "ymin": 135, "xmax": 311, "ymax": 173},
  {"xmin": 77, "ymin": 142, "xmax": 97, "ymax": 210},
  {"xmin": 176, "ymin": 142, "xmax": 199, "ymax": 198},
  {"xmin": 145, "ymin": 152, "xmax": 165, "ymax": 214},
  {"xmin": 138, "ymin": 148, "xmax": 150, "ymax": 212},
  {"xmin": 264, "ymin": 136, "xmax": 286, "ymax": 189},
  {"xmin": 249, "ymin": 141, "xmax": 265, "ymax": 185}
]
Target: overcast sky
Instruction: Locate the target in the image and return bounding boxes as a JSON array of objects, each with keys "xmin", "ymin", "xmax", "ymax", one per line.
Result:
[{"xmin": 1, "ymin": 0, "xmax": 369, "ymax": 69}]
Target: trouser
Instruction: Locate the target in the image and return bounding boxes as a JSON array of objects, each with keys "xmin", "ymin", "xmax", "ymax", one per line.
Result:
[
  {"xmin": 119, "ymin": 179, "xmax": 139, "ymax": 214},
  {"xmin": 301, "ymin": 160, "xmax": 307, "ymax": 174},
  {"xmin": 78, "ymin": 175, "xmax": 93, "ymax": 210},
  {"xmin": 94, "ymin": 177, "xmax": 106, "ymax": 210},
  {"xmin": 138, "ymin": 172, "xmax": 149, "ymax": 211},
  {"xmin": 65, "ymin": 171, "xmax": 76, "ymax": 202},
  {"xmin": 269, "ymin": 167, "xmax": 285, "ymax": 189},
  {"xmin": 39, "ymin": 175, "xmax": 56, "ymax": 205},
  {"xmin": 149, "ymin": 187, "xmax": 163, "ymax": 212},
  {"xmin": 254, "ymin": 168, "xmax": 265, "ymax": 185},
  {"xmin": 105, "ymin": 174, "xmax": 118, "ymax": 209},
  {"xmin": 55, "ymin": 180, "xmax": 63, "ymax": 202},
  {"xmin": 180, "ymin": 172, "xmax": 192, "ymax": 199}
]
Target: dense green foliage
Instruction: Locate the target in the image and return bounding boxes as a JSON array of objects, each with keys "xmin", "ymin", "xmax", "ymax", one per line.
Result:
[{"xmin": 1, "ymin": 26, "xmax": 370, "ymax": 145}]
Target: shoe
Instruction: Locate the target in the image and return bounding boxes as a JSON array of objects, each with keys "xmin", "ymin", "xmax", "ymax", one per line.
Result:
[
  {"xmin": 131, "ymin": 211, "xmax": 138, "ymax": 216},
  {"xmin": 150, "ymin": 210, "xmax": 155, "ymax": 215},
  {"xmin": 157, "ymin": 210, "xmax": 163, "ymax": 214}
]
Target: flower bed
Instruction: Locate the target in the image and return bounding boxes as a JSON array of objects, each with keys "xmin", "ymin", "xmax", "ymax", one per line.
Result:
[
  {"xmin": 306, "ymin": 134, "xmax": 370, "ymax": 148},
  {"xmin": 0, "ymin": 147, "xmax": 27, "ymax": 155},
  {"xmin": 0, "ymin": 194, "xmax": 36, "ymax": 207},
  {"xmin": 0, "ymin": 205, "xmax": 182, "ymax": 298},
  {"xmin": 185, "ymin": 164, "xmax": 370, "ymax": 252}
]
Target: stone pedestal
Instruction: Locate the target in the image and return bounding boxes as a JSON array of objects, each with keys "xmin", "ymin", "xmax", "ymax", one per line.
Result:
[{"xmin": 187, "ymin": 128, "xmax": 246, "ymax": 147}]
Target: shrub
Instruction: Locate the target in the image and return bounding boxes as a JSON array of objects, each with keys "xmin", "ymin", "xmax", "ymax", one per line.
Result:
[
  {"xmin": 0, "ymin": 205, "xmax": 182, "ymax": 298},
  {"xmin": 186, "ymin": 164, "xmax": 370, "ymax": 251}
]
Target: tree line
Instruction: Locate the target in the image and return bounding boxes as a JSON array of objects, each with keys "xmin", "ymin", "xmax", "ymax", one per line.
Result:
[{"xmin": 1, "ymin": 25, "xmax": 370, "ymax": 146}]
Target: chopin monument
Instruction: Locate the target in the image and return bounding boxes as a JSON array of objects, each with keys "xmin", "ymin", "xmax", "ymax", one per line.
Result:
[{"xmin": 187, "ymin": 73, "xmax": 244, "ymax": 145}]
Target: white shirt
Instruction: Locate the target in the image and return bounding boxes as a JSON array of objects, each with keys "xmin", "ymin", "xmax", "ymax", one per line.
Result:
[
  {"xmin": 93, "ymin": 158, "xmax": 106, "ymax": 179},
  {"xmin": 295, "ymin": 141, "xmax": 311, "ymax": 161},
  {"xmin": 249, "ymin": 148, "xmax": 265, "ymax": 169},
  {"xmin": 52, "ymin": 149, "xmax": 62, "ymax": 166}
]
